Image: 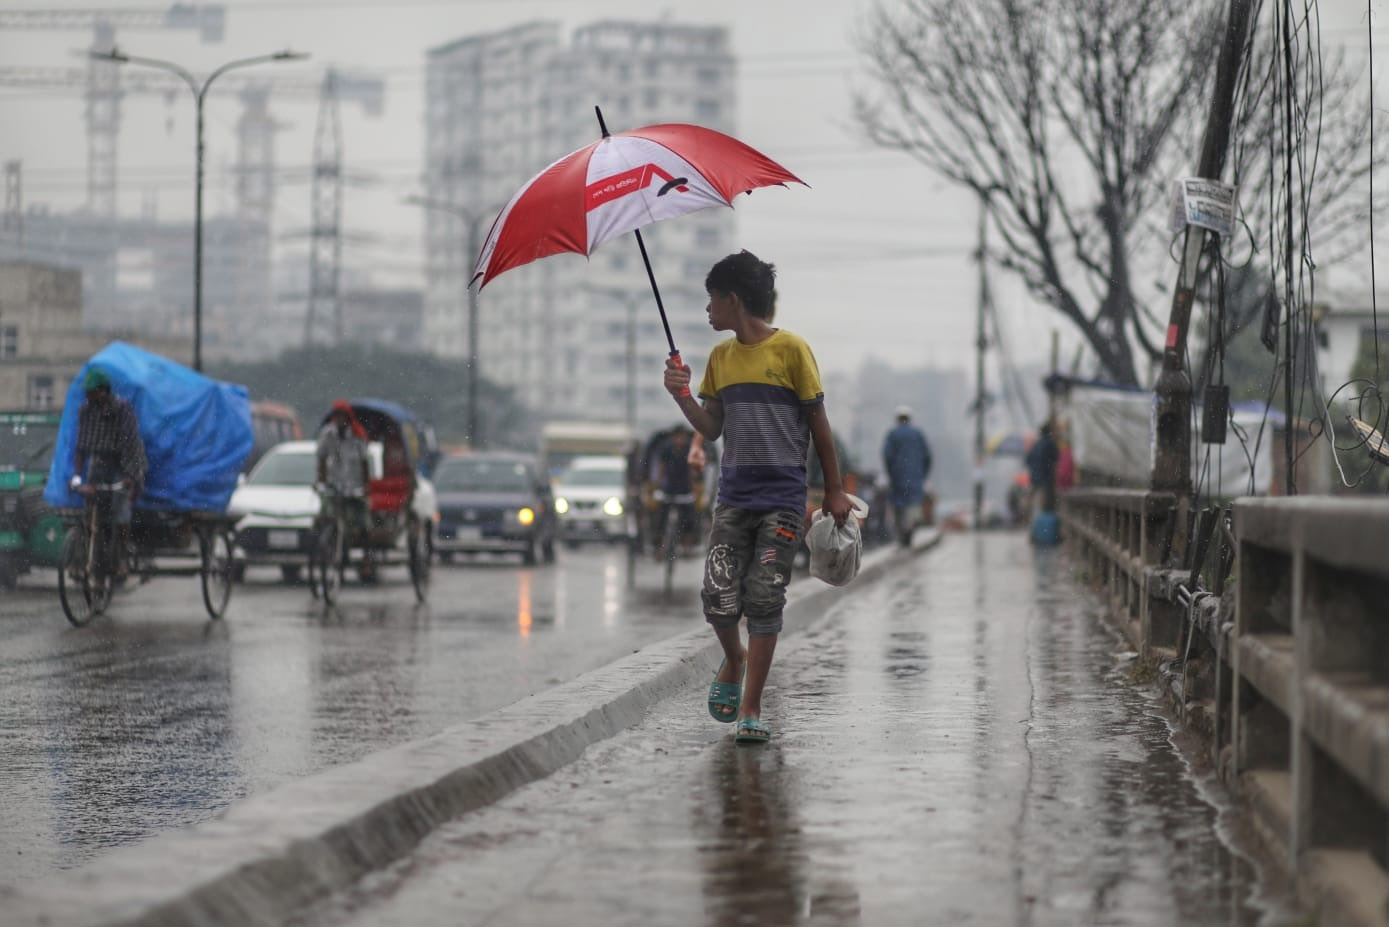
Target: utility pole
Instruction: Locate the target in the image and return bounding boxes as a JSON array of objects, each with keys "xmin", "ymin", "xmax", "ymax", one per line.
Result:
[
  {"xmin": 1151, "ymin": 0, "xmax": 1255, "ymax": 523},
  {"xmin": 973, "ymin": 194, "xmax": 989, "ymax": 529}
]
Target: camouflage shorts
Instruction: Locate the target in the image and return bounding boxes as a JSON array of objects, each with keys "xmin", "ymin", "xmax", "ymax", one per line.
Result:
[{"xmin": 702, "ymin": 504, "xmax": 803, "ymax": 637}]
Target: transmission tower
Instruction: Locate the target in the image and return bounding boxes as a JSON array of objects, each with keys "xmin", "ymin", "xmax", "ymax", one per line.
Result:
[
  {"xmin": 305, "ymin": 70, "xmax": 343, "ymax": 346},
  {"xmin": 3, "ymin": 161, "xmax": 21, "ymax": 250}
]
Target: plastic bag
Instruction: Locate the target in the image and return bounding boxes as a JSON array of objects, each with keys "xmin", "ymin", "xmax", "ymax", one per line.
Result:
[{"xmin": 806, "ymin": 493, "xmax": 870, "ymax": 587}]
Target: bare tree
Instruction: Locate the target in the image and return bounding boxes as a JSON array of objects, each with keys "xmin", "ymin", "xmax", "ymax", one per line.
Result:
[{"xmin": 855, "ymin": 0, "xmax": 1381, "ymax": 387}]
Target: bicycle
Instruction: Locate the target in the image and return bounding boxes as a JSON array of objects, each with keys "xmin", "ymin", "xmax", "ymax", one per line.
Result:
[
  {"xmin": 310, "ymin": 485, "xmax": 357, "ymax": 605},
  {"xmin": 57, "ymin": 480, "xmax": 128, "ymax": 627}
]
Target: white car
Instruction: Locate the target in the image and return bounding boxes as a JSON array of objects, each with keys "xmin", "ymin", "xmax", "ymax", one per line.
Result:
[
  {"xmin": 552, "ymin": 455, "xmax": 636, "ymax": 543},
  {"xmin": 229, "ymin": 439, "xmax": 438, "ymax": 582},
  {"xmin": 229, "ymin": 440, "xmax": 319, "ymax": 582}
]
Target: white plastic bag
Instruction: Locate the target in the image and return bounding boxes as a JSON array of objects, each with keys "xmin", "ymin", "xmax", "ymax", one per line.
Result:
[{"xmin": 806, "ymin": 493, "xmax": 870, "ymax": 587}]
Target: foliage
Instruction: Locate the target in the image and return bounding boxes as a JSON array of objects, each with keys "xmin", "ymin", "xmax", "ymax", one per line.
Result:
[
  {"xmin": 855, "ymin": 0, "xmax": 1384, "ymax": 387},
  {"xmin": 210, "ymin": 343, "xmax": 534, "ymax": 450}
]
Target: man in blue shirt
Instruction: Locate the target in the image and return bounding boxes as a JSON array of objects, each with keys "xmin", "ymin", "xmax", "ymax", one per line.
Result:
[{"xmin": 882, "ymin": 406, "xmax": 931, "ymax": 547}]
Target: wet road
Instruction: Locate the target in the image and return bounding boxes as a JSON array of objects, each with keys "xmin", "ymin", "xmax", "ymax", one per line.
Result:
[
  {"xmin": 0, "ymin": 545, "xmax": 707, "ymax": 882},
  {"xmin": 299, "ymin": 534, "xmax": 1300, "ymax": 927}
]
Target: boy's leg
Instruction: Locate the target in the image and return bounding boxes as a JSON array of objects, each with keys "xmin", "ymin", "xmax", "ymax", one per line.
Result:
[
  {"xmin": 737, "ymin": 509, "xmax": 802, "ymax": 724},
  {"xmin": 702, "ymin": 505, "xmax": 755, "ymax": 717}
]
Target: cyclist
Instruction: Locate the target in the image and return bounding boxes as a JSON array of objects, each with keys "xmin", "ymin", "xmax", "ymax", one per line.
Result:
[
  {"xmin": 654, "ymin": 426, "xmax": 697, "ymax": 558},
  {"xmin": 69, "ymin": 367, "xmax": 146, "ymax": 582},
  {"xmin": 315, "ymin": 400, "xmax": 371, "ymax": 569}
]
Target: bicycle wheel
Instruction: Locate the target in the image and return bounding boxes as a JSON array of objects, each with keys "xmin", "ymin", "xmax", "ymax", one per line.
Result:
[
  {"xmin": 662, "ymin": 507, "xmax": 679, "ymax": 597},
  {"xmin": 200, "ymin": 529, "xmax": 234, "ymax": 620},
  {"xmin": 57, "ymin": 527, "xmax": 96, "ymax": 627},
  {"xmin": 407, "ymin": 516, "xmax": 430, "ymax": 603},
  {"xmin": 318, "ymin": 518, "xmax": 343, "ymax": 605}
]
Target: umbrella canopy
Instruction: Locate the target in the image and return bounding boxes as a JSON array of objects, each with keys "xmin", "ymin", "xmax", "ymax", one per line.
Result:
[
  {"xmin": 987, "ymin": 430, "xmax": 1036, "ymax": 457},
  {"xmin": 471, "ymin": 122, "xmax": 804, "ymax": 290}
]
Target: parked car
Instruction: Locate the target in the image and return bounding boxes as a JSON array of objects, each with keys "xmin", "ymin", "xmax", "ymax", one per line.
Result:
[
  {"xmin": 228, "ymin": 440, "xmax": 319, "ymax": 582},
  {"xmin": 432, "ymin": 451, "xmax": 556, "ymax": 565},
  {"xmin": 553, "ymin": 455, "xmax": 636, "ymax": 544}
]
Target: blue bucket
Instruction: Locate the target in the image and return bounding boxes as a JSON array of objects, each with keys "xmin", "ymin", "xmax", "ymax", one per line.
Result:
[{"xmin": 1031, "ymin": 511, "xmax": 1060, "ymax": 546}]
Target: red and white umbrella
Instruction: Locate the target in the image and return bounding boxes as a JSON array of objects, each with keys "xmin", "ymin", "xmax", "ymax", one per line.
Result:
[{"xmin": 471, "ymin": 109, "xmax": 804, "ymax": 368}]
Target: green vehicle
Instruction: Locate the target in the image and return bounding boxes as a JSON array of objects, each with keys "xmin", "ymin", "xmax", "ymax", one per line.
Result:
[{"xmin": 0, "ymin": 411, "xmax": 65, "ymax": 588}]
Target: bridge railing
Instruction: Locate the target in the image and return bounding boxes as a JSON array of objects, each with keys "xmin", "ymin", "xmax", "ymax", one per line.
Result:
[{"xmin": 1061, "ymin": 491, "xmax": 1389, "ymax": 917}]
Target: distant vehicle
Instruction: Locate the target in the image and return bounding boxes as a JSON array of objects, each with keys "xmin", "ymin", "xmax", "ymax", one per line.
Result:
[
  {"xmin": 539, "ymin": 420, "xmax": 635, "ymax": 478},
  {"xmin": 552, "ymin": 455, "xmax": 635, "ymax": 544},
  {"xmin": 228, "ymin": 439, "xmax": 318, "ymax": 583},
  {"xmin": 246, "ymin": 401, "xmax": 303, "ymax": 472},
  {"xmin": 0, "ymin": 410, "xmax": 64, "ymax": 587},
  {"xmin": 432, "ymin": 451, "xmax": 556, "ymax": 565}
]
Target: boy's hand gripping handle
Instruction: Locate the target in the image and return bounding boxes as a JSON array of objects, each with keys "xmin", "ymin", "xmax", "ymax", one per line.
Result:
[{"xmin": 670, "ymin": 350, "xmax": 691, "ymax": 398}]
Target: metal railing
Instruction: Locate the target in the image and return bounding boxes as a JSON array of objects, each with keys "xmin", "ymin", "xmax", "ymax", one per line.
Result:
[{"xmin": 1061, "ymin": 491, "xmax": 1389, "ymax": 919}]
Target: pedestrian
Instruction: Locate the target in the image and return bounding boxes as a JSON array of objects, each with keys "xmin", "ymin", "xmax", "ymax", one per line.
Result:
[
  {"xmin": 1025, "ymin": 420, "xmax": 1060, "ymax": 516},
  {"xmin": 881, "ymin": 405, "xmax": 932, "ymax": 547},
  {"xmin": 654, "ymin": 427, "xmax": 697, "ymax": 556},
  {"xmin": 664, "ymin": 249, "xmax": 852, "ymax": 745},
  {"xmin": 69, "ymin": 367, "xmax": 146, "ymax": 581}
]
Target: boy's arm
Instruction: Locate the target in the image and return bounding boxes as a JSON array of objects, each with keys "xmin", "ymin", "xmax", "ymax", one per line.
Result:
[
  {"xmin": 807, "ymin": 403, "xmax": 852, "ymax": 526},
  {"xmin": 664, "ymin": 356, "xmax": 723, "ymax": 440}
]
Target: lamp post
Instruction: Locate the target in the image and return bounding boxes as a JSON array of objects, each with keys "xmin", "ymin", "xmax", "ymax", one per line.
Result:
[
  {"xmin": 585, "ymin": 286, "xmax": 647, "ymax": 434},
  {"xmin": 92, "ymin": 46, "xmax": 308, "ymax": 372},
  {"xmin": 405, "ymin": 195, "xmax": 498, "ymax": 446}
]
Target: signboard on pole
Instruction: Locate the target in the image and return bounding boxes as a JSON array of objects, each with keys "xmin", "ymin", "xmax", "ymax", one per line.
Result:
[{"xmin": 1168, "ymin": 178, "xmax": 1238, "ymax": 237}]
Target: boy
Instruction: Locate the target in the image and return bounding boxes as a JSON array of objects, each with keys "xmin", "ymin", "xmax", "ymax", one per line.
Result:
[{"xmin": 664, "ymin": 250, "xmax": 851, "ymax": 744}]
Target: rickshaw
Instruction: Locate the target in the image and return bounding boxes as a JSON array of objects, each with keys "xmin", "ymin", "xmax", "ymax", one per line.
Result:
[
  {"xmin": 308, "ymin": 399, "xmax": 434, "ymax": 605},
  {"xmin": 43, "ymin": 343, "xmax": 249, "ymax": 626},
  {"xmin": 625, "ymin": 426, "xmax": 715, "ymax": 595}
]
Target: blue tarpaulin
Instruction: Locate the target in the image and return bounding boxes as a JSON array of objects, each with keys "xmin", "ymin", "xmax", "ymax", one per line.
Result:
[{"xmin": 43, "ymin": 342, "xmax": 253, "ymax": 513}]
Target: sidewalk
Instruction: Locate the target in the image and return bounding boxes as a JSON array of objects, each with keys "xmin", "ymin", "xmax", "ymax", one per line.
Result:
[{"xmin": 302, "ymin": 533, "xmax": 1294, "ymax": 927}]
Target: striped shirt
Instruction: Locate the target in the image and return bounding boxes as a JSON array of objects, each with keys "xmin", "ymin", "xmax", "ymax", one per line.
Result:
[
  {"xmin": 697, "ymin": 329, "xmax": 824, "ymax": 511},
  {"xmin": 76, "ymin": 396, "xmax": 147, "ymax": 484}
]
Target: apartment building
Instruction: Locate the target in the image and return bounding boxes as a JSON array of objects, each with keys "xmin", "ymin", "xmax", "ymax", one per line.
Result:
[{"xmin": 424, "ymin": 20, "xmax": 737, "ymax": 431}]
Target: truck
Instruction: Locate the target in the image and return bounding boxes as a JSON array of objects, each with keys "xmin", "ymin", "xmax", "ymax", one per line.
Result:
[{"xmin": 538, "ymin": 420, "xmax": 636, "ymax": 479}]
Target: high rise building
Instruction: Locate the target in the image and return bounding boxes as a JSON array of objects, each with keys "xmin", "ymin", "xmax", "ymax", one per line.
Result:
[{"xmin": 424, "ymin": 20, "xmax": 737, "ymax": 432}]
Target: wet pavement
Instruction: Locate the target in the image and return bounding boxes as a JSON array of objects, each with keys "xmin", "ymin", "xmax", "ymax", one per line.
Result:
[
  {"xmin": 298, "ymin": 533, "xmax": 1300, "ymax": 927},
  {"xmin": 0, "ymin": 545, "xmax": 708, "ymax": 882}
]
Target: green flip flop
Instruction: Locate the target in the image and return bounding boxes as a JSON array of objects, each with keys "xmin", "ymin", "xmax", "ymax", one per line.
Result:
[
  {"xmin": 707, "ymin": 658, "xmax": 744, "ymax": 723},
  {"xmin": 734, "ymin": 717, "xmax": 771, "ymax": 744}
]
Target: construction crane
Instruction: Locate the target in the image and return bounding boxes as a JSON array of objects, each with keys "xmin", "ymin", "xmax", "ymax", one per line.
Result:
[
  {"xmin": 0, "ymin": 66, "xmax": 384, "ymax": 226},
  {"xmin": 304, "ymin": 70, "xmax": 343, "ymax": 347},
  {"xmin": 0, "ymin": 4, "xmax": 226, "ymax": 218}
]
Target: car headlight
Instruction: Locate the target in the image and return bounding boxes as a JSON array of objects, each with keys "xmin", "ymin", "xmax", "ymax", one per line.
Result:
[
  {"xmin": 554, "ymin": 498, "xmax": 569, "ymax": 514},
  {"xmin": 517, "ymin": 507, "xmax": 535, "ymax": 526},
  {"xmin": 602, "ymin": 496, "xmax": 623, "ymax": 517}
]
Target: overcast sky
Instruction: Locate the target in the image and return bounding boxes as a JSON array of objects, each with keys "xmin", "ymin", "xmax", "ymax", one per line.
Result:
[{"xmin": 1, "ymin": 0, "xmax": 1384, "ymax": 388}]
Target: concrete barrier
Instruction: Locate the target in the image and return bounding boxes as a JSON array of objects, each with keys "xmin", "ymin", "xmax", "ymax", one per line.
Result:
[
  {"xmin": 2, "ymin": 532, "xmax": 942, "ymax": 927},
  {"xmin": 1061, "ymin": 491, "xmax": 1389, "ymax": 926}
]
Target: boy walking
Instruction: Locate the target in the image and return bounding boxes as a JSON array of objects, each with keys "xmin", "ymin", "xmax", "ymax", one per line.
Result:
[{"xmin": 664, "ymin": 250, "xmax": 851, "ymax": 744}]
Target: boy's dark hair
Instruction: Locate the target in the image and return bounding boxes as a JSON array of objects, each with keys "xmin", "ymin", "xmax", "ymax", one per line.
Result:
[{"xmin": 706, "ymin": 250, "xmax": 777, "ymax": 319}]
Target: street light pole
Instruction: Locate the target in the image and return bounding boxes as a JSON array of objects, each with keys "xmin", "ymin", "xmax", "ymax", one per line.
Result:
[
  {"xmin": 92, "ymin": 47, "xmax": 308, "ymax": 372},
  {"xmin": 405, "ymin": 196, "xmax": 498, "ymax": 446}
]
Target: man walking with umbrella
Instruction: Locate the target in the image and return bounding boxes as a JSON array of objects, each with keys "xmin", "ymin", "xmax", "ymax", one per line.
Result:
[
  {"xmin": 882, "ymin": 405, "xmax": 931, "ymax": 547},
  {"xmin": 664, "ymin": 250, "xmax": 852, "ymax": 745}
]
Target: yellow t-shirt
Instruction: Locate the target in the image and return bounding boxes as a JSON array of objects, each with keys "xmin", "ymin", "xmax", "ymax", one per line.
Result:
[{"xmin": 697, "ymin": 328, "xmax": 824, "ymax": 510}]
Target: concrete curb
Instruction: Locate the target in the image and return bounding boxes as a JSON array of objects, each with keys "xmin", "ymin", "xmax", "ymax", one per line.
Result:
[{"xmin": 5, "ymin": 531, "xmax": 944, "ymax": 927}]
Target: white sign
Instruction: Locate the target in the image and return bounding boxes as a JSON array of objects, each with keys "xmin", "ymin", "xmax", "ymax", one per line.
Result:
[{"xmin": 1169, "ymin": 178, "xmax": 1238, "ymax": 237}]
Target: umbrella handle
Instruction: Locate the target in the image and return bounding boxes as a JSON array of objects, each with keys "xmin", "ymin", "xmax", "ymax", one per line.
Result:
[{"xmin": 670, "ymin": 351, "xmax": 691, "ymax": 399}]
